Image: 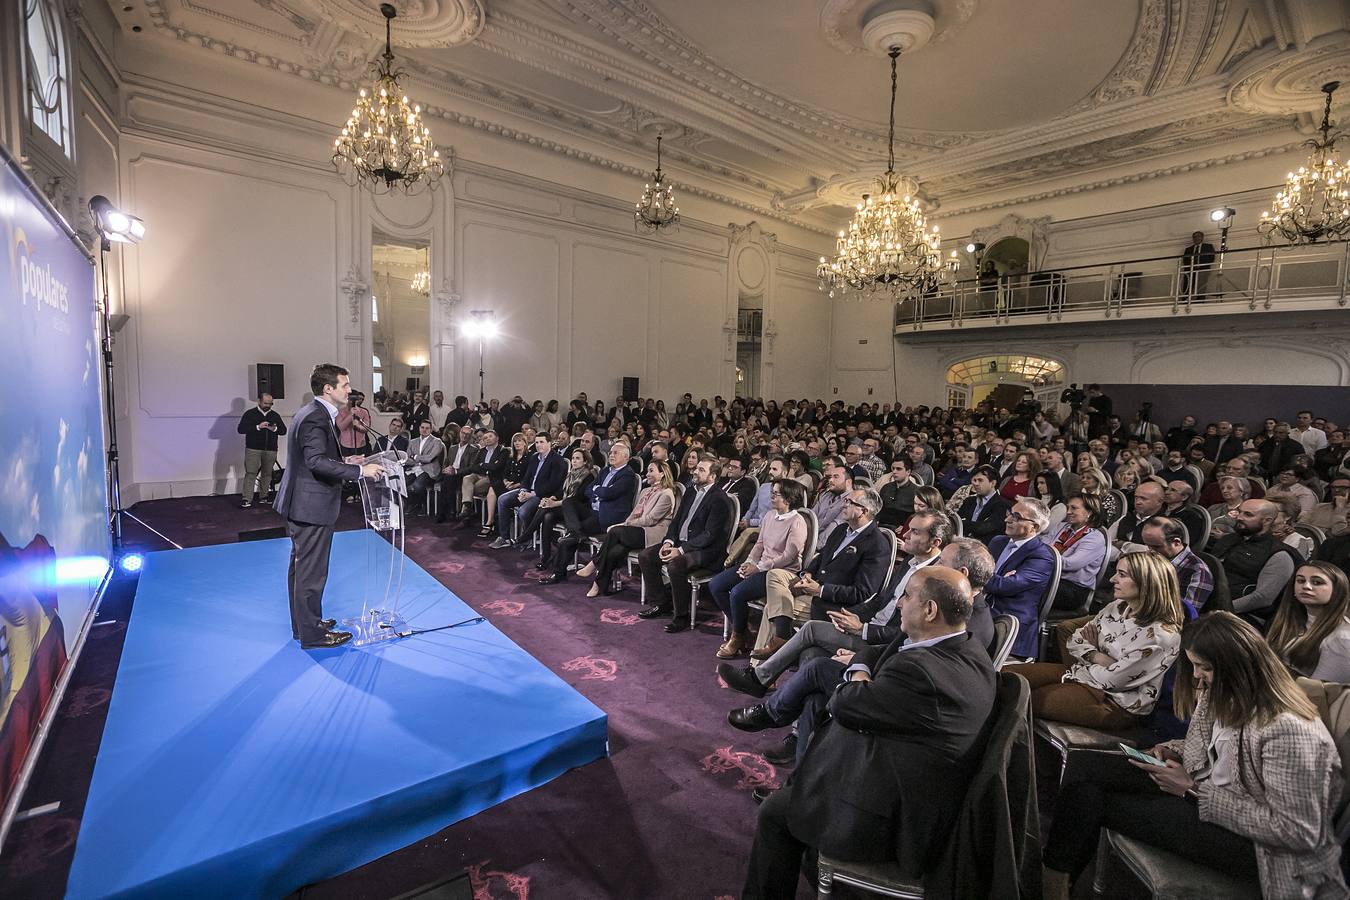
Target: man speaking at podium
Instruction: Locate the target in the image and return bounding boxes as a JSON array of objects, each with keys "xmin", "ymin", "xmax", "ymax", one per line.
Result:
[{"xmin": 275, "ymin": 364, "xmax": 382, "ymax": 649}]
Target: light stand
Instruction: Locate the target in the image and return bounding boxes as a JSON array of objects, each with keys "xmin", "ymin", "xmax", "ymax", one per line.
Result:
[
  {"xmin": 1210, "ymin": 206, "xmax": 1236, "ymax": 300},
  {"xmin": 88, "ymin": 196, "xmax": 146, "ymax": 551},
  {"xmin": 462, "ymin": 310, "xmax": 496, "ymax": 406}
]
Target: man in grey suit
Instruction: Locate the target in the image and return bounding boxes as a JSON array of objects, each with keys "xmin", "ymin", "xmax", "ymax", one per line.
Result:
[
  {"xmin": 274, "ymin": 364, "xmax": 381, "ymax": 649},
  {"xmin": 404, "ymin": 419, "xmax": 446, "ymax": 511}
]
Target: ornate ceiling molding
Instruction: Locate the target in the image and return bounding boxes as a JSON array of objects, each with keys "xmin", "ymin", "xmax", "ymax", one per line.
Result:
[
  {"xmin": 818, "ymin": 0, "xmax": 979, "ymax": 57},
  {"xmin": 288, "ymin": 0, "xmax": 484, "ymax": 47},
  {"xmin": 1226, "ymin": 31, "xmax": 1350, "ymax": 116}
]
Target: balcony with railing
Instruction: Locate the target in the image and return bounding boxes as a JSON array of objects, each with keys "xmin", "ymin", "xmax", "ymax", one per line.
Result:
[{"xmin": 894, "ymin": 241, "xmax": 1350, "ymax": 334}]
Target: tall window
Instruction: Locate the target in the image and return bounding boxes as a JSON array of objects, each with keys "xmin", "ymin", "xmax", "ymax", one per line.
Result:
[{"xmin": 24, "ymin": 0, "xmax": 71, "ymax": 156}]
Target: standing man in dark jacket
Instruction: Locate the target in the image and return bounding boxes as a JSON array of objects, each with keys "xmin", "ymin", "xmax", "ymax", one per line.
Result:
[
  {"xmin": 742, "ymin": 567, "xmax": 996, "ymax": 899},
  {"xmin": 274, "ymin": 364, "xmax": 381, "ymax": 649},
  {"xmin": 237, "ymin": 392, "xmax": 286, "ymax": 508}
]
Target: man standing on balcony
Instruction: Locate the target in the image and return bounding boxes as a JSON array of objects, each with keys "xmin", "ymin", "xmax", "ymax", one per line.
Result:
[{"xmin": 1180, "ymin": 230, "xmax": 1215, "ymax": 300}]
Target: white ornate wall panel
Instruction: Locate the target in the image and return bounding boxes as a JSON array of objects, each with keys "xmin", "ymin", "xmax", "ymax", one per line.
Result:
[
  {"xmin": 460, "ymin": 219, "xmax": 561, "ymax": 401},
  {"xmin": 769, "ymin": 274, "xmax": 832, "ymax": 400},
  {"xmin": 657, "ymin": 259, "xmax": 728, "ymax": 401},
  {"xmin": 570, "ymin": 244, "xmax": 649, "ymax": 398}
]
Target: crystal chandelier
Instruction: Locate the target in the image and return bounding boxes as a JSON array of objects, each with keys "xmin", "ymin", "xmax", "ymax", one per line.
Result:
[
  {"xmin": 332, "ymin": 4, "xmax": 444, "ymax": 195},
  {"xmin": 634, "ymin": 133, "xmax": 679, "ymax": 233},
  {"xmin": 409, "ymin": 270, "xmax": 431, "ymax": 295},
  {"xmin": 818, "ymin": 47, "xmax": 944, "ymax": 300},
  {"xmin": 1258, "ymin": 81, "xmax": 1349, "ymax": 244}
]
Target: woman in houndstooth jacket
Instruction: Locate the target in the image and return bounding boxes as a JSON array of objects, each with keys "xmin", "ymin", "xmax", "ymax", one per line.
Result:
[{"xmin": 1041, "ymin": 611, "xmax": 1348, "ymax": 900}]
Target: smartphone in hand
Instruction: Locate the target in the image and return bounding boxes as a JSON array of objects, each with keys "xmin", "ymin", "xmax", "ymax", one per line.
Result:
[{"xmin": 1119, "ymin": 743, "xmax": 1167, "ymax": 767}]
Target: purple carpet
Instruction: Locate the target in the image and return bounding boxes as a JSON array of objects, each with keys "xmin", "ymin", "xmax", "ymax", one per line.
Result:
[{"xmin": 7, "ymin": 496, "xmax": 793, "ymax": 899}]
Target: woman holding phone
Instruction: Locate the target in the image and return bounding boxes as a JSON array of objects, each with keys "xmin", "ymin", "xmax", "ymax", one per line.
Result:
[{"xmin": 1041, "ymin": 612, "xmax": 1346, "ymax": 900}]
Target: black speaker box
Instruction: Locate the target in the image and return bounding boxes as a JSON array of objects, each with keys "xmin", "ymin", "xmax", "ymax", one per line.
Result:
[
  {"xmin": 621, "ymin": 376, "xmax": 639, "ymax": 402},
  {"xmin": 256, "ymin": 363, "xmax": 285, "ymax": 399}
]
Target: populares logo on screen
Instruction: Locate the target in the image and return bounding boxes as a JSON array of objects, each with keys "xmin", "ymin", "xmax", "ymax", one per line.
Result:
[{"xmin": 12, "ymin": 226, "xmax": 71, "ymax": 316}]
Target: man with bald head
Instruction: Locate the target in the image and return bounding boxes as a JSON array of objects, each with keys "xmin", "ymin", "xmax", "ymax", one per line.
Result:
[
  {"xmin": 741, "ymin": 566, "xmax": 997, "ymax": 898},
  {"xmin": 1113, "ymin": 480, "xmax": 1166, "ymax": 554},
  {"xmin": 1210, "ymin": 498, "xmax": 1302, "ymax": 616}
]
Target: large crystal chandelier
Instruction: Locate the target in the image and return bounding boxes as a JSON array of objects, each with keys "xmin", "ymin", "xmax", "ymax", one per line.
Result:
[
  {"xmin": 333, "ymin": 4, "xmax": 444, "ymax": 195},
  {"xmin": 634, "ymin": 133, "xmax": 679, "ymax": 233},
  {"xmin": 409, "ymin": 270, "xmax": 431, "ymax": 295},
  {"xmin": 1258, "ymin": 81, "xmax": 1349, "ymax": 244},
  {"xmin": 819, "ymin": 47, "xmax": 943, "ymax": 300}
]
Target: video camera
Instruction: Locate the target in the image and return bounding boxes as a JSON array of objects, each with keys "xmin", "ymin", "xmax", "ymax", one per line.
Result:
[{"xmin": 1060, "ymin": 383, "xmax": 1086, "ymax": 410}]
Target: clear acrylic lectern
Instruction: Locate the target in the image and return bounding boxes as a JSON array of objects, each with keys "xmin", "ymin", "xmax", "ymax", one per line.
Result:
[{"xmin": 346, "ymin": 448, "xmax": 411, "ymax": 646}]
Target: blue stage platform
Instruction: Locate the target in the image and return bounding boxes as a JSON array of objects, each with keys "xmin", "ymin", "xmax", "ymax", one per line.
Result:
[{"xmin": 65, "ymin": 530, "xmax": 608, "ymax": 898}]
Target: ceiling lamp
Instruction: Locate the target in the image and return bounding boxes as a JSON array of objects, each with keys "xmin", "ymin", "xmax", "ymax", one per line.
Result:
[
  {"xmin": 818, "ymin": 47, "xmax": 944, "ymax": 300},
  {"xmin": 333, "ymin": 4, "xmax": 444, "ymax": 195},
  {"xmin": 1258, "ymin": 81, "xmax": 1349, "ymax": 244},
  {"xmin": 409, "ymin": 270, "xmax": 431, "ymax": 295},
  {"xmin": 634, "ymin": 133, "xmax": 679, "ymax": 233}
]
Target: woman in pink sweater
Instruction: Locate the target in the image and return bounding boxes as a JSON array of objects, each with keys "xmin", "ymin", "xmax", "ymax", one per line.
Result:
[{"xmin": 710, "ymin": 479, "xmax": 809, "ymax": 659}]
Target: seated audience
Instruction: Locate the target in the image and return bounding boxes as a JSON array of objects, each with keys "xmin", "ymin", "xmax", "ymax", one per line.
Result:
[
  {"xmin": 454, "ymin": 430, "xmax": 504, "ymax": 520},
  {"xmin": 958, "ymin": 465, "xmax": 1012, "ymax": 546},
  {"xmin": 745, "ymin": 488, "xmax": 891, "ymax": 659},
  {"xmin": 1113, "ymin": 479, "xmax": 1166, "ymax": 554},
  {"xmin": 741, "ymin": 567, "xmax": 996, "ymax": 900},
  {"xmin": 1268, "ymin": 465, "xmax": 1320, "ymax": 521},
  {"xmin": 1210, "ymin": 499, "xmax": 1301, "ymax": 617},
  {"xmin": 1077, "ymin": 467, "xmax": 1121, "ymax": 524},
  {"xmin": 810, "ymin": 458, "xmax": 852, "ymax": 543},
  {"xmin": 1266, "ymin": 561, "xmax": 1350, "ymax": 683},
  {"xmin": 403, "ymin": 420, "xmax": 446, "ymax": 512},
  {"xmin": 983, "ymin": 497, "xmax": 1057, "ymax": 659},
  {"xmin": 1009, "ymin": 550, "xmax": 1183, "ymax": 729},
  {"xmin": 1138, "ymin": 516, "xmax": 1214, "ymax": 611},
  {"xmin": 478, "ymin": 431, "xmax": 529, "ymax": 536},
  {"xmin": 574, "ymin": 461, "xmax": 677, "ymax": 597},
  {"xmin": 373, "ymin": 416, "xmax": 409, "ymax": 455},
  {"xmin": 720, "ymin": 511, "xmax": 948, "ymax": 697},
  {"xmin": 1307, "ymin": 474, "xmax": 1350, "ymax": 537},
  {"xmin": 999, "ymin": 450, "xmax": 1040, "ymax": 502},
  {"xmin": 1269, "ymin": 493, "xmax": 1315, "ymax": 560},
  {"xmin": 1041, "ymin": 612, "xmax": 1347, "ymax": 900},
  {"xmin": 490, "ymin": 434, "xmax": 566, "ymax": 546},
  {"xmin": 1048, "ymin": 495, "xmax": 1109, "ymax": 611},
  {"xmin": 717, "ymin": 453, "xmax": 759, "ymax": 513},
  {"xmin": 525, "ymin": 448, "xmax": 595, "ymax": 569},
  {"xmin": 1156, "ymin": 478, "xmax": 1208, "ymax": 549},
  {"xmin": 1035, "ymin": 470, "xmax": 1067, "ymax": 535},
  {"xmin": 542, "ymin": 443, "xmax": 640, "ymax": 583},
  {"xmin": 876, "ymin": 456, "xmax": 919, "ymax": 528},
  {"xmin": 637, "ymin": 455, "xmax": 732, "ymax": 633},
  {"xmin": 708, "ymin": 479, "xmax": 808, "ymax": 658}
]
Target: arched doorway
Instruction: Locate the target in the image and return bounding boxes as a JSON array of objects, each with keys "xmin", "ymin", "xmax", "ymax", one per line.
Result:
[
  {"xmin": 985, "ymin": 237, "xmax": 1029, "ymax": 276},
  {"xmin": 945, "ymin": 353, "xmax": 1066, "ymax": 410}
]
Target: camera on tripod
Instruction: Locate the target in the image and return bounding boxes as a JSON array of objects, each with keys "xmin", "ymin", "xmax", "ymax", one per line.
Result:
[{"xmin": 1061, "ymin": 383, "xmax": 1086, "ymax": 409}]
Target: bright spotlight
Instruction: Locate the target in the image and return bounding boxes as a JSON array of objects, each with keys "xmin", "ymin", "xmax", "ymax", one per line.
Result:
[
  {"xmin": 966, "ymin": 242, "xmax": 986, "ymax": 254},
  {"xmin": 89, "ymin": 195, "xmax": 147, "ymax": 244},
  {"xmin": 119, "ymin": 553, "xmax": 145, "ymax": 573},
  {"xmin": 1210, "ymin": 207, "xmax": 1236, "ymax": 224}
]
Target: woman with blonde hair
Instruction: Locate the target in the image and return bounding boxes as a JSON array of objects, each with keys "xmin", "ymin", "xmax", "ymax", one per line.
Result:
[
  {"xmin": 1267, "ymin": 561, "xmax": 1350, "ymax": 682},
  {"xmin": 1009, "ymin": 550, "xmax": 1184, "ymax": 730},
  {"xmin": 1077, "ymin": 466, "xmax": 1121, "ymax": 523},
  {"xmin": 1042, "ymin": 611, "xmax": 1347, "ymax": 900},
  {"xmin": 576, "ymin": 461, "xmax": 676, "ymax": 598}
]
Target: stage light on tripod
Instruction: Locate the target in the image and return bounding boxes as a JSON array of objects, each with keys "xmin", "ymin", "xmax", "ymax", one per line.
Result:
[
  {"xmin": 89, "ymin": 195, "xmax": 147, "ymax": 244},
  {"xmin": 119, "ymin": 553, "xmax": 145, "ymax": 573}
]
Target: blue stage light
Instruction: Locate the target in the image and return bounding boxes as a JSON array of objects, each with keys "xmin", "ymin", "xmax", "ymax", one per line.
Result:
[{"xmin": 119, "ymin": 553, "xmax": 145, "ymax": 573}]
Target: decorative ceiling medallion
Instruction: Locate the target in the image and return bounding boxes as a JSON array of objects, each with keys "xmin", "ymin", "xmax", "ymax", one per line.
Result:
[
  {"xmin": 820, "ymin": 0, "xmax": 978, "ymax": 57},
  {"xmin": 291, "ymin": 0, "xmax": 484, "ymax": 47},
  {"xmin": 1227, "ymin": 33, "xmax": 1350, "ymax": 116}
]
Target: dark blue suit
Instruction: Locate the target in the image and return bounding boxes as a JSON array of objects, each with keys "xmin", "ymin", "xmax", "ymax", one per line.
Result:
[
  {"xmin": 983, "ymin": 535, "xmax": 1056, "ymax": 659},
  {"xmin": 586, "ymin": 464, "xmax": 640, "ymax": 529},
  {"xmin": 495, "ymin": 450, "xmax": 567, "ymax": 539},
  {"xmin": 273, "ymin": 399, "xmax": 360, "ymax": 643}
]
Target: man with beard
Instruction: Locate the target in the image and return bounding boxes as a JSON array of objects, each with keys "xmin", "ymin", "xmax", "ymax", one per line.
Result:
[{"xmin": 1209, "ymin": 499, "xmax": 1301, "ymax": 617}]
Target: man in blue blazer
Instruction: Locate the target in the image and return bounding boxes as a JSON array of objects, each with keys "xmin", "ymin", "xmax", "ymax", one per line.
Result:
[
  {"xmin": 542, "ymin": 443, "xmax": 640, "ymax": 580},
  {"xmin": 273, "ymin": 364, "xmax": 381, "ymax": 649},
  {"xmin": 489, "ymin": 434, "xmax": 567, "ymax": 546},
  {"xmin": 983, "ymin": 497, "xmax": 1057, "ymax": 659}
]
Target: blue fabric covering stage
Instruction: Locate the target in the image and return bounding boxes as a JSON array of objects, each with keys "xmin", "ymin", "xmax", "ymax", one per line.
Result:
[{"xmin": 65, "ymin": 530, "xmax": 608, "ymax": 899}]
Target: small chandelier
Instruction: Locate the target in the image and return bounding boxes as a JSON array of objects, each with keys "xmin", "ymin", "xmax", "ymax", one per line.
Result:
[
  {"xmin": 1258, "ymin": 81, "xmax": 1349, "ymax": 244},
  {"xmin": 819, "ymin": 47, "xmax": 945, "ymax": 300},
  {"xmin": 409, "ymin": 270, "xmax": 431, "ymax": 295},
  {"xmin": 333, "ymin": 4, "xmax": 444, "ymax": 195},
  {"xmin": 634, "ymin": 133, "xmax": 679, "ymax": 233}
]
